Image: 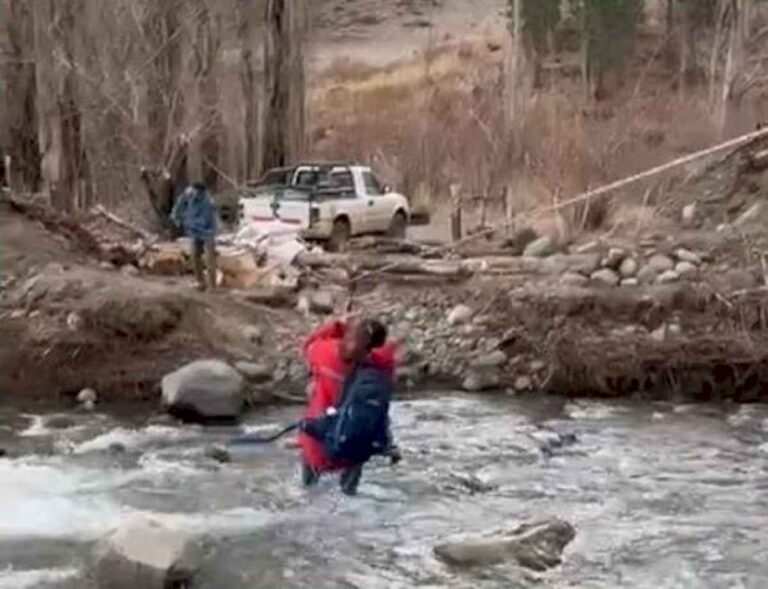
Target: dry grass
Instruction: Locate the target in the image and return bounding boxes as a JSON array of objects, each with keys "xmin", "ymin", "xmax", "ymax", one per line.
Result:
[{"xmin": 308, "ymin": 33, "xmax": 764, "ymax": 242}]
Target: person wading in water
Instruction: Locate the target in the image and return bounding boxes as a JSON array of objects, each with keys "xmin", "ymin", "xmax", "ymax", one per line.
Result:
[{"xmin": 298, "ymin": 316, "xmax": 401, "ymax": 495}]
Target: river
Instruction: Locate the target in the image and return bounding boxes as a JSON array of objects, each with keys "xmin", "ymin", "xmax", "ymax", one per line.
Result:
[{"xmin": 1, "ymin": 394, "xmax": 767, "ymax": 588}]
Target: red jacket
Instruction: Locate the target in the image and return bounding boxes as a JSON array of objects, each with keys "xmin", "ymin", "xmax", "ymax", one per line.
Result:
[{"xmin": 298, "ymin": 320, "xmax": 396, "ymax": 471}]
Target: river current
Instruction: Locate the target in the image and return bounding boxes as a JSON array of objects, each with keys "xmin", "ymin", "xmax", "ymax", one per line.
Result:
[{"xmin": 1, "ymin": 394, "xmax": 766, "ymax": 588}]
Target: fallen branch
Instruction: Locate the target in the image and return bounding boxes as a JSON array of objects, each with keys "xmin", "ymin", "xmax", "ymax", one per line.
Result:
[{"xmin": 92, "ymin": 205, "xmax": 155, "ymax": 242}]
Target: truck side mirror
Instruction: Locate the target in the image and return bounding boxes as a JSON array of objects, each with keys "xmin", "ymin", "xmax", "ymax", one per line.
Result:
[{"xmin": 382, "ymin": 184, "xmax": 391, "ymax": 193}]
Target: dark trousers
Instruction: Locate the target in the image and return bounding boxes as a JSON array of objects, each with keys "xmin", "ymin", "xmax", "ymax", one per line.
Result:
[
  {"xmin": 302, "ymin": 462, "xmax": 364, "ymax": 496},
  {"xmin": 192, "ymin": 237, "xmax": 216, "ymax": 289}
]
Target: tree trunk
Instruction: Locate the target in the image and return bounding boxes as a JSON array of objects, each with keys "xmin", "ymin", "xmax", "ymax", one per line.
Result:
[
  {"xmin": 35, "ymin": 0, "xmax": 90, "ymax": 212},
  {"xmin": 237, "ymin": 0, "xmax": 261, "ymax": 180},
  {"xmin": 261, "ymin": 0, "xmax": 307, "ymax": 173},
  {"xmin": 3, "ymin": 0, "xmax": 41, "ymax": 192}
]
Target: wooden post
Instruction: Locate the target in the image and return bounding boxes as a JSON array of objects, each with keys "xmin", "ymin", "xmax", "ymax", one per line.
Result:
[{"xmin": 450, "ymin": 183, "xmax": 462, "ymax": 242}]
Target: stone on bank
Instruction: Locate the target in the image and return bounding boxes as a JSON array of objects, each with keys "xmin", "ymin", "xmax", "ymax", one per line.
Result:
[{"xmin": 161, "ymin": 359, "xmax": 245, "ymax": 421}]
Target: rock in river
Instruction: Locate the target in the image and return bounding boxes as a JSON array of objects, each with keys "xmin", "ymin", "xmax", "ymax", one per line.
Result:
[
  {"xmin": 434, "ymin": 518, "xmax": 575, "ymax": 570},
  {"xmin": 162, "ymin": 359, "xmax": 245, "ymax": 421},
  {"xmin": 91, "ymin": 515, "xmax": 206, "ymax": 589}
]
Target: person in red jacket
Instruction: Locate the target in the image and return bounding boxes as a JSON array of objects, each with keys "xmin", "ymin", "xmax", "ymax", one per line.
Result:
[{"xmin": 298, "ymin": 316, "xmax": 398, "ymax": 495}]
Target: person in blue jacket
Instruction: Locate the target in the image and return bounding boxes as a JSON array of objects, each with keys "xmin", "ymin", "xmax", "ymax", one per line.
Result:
[{"xmin": 171, "ymin": 182, "xmax": 217, "ymax": 290}]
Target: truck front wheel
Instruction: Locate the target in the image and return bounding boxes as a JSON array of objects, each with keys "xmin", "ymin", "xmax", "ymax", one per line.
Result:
[
  {"xmin": 387, "ymin": 211, "xmax": 407, "ymax": 239},
  {"xmin": 328, "ymin": 218, "xmax": 351, "ymax": 252}
]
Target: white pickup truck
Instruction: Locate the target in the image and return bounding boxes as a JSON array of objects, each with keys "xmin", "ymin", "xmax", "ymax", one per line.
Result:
[{"xmin": 237, "ymin": 162, "xmax": 419, "ymax": 251}]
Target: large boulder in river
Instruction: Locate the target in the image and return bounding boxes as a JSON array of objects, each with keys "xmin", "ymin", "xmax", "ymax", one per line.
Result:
[
  {"xmin": 161, "ymin": 359, "xmax": 244, "ymax": 421},
  {"xmin": 434, "ymin": 518, "xmax": 575, "ymax": 571},
  {"xmin": 92, "ymin": 516, "xmax": 206, "ymax": 589}
]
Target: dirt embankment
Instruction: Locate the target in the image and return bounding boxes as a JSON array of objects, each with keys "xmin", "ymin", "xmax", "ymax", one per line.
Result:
[
  {"xmin": 0, "ymin": 199, "xmax": 308, "ymax": 405},
  {"xmin": 2, "ymin": 191, "xmax": 767, "ymax": 407}
]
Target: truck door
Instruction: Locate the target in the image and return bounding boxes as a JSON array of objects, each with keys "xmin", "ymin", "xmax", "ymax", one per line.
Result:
[{"xmin": 360, "ymin": 170, "xmax": 396, "ymax": 232}]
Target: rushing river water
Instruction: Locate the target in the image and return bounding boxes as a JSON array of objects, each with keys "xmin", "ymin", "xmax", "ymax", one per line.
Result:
[{"xmin": 1, "ymin": 394, "xmax": 767, "ymax": 588}]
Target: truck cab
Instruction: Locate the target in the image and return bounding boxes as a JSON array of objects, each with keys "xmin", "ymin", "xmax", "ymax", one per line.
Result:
[{"xmin": 238, "ymin": 162, "xmax": 412, "ymax": 251}]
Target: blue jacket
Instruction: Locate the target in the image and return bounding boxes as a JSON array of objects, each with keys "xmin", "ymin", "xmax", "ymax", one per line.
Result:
[{"xmin": 171, "ymin": 186, "xmax": 217, "ymax": 240}]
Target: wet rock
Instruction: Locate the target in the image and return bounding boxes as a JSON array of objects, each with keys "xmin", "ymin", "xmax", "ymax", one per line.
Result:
[
  {"xmin": 560, "ymin": 271, "xmax": 588, "ymax": 287},
  {"xmin": 590, "ymin": 268, "xmax": 620, "ymax": 286},
  {"xmin": 647, "ymin": 254, "xmax": 674, "ymax": 273},
  {"xmin": 636, "ymin": 264, "xmax": 658, "ymax": 285},
  {"xmin": 656, "ymin": 269, "xmax": 680, "ymax": 284},
  {"xmin": 452, "ymin": 473, "xmax": 497, "ymax": 494},
  {"xmin": 618, "ymin": 257, "xmax": 638, "ymax": 278},
  {"xmin": 674, "ymin": 248, "xmax": 701, "ymax": 265},
  {"xmin": 462, "ymin": 371, "xmax": 500, "ymax": 392},
  {"xmin": 602, "ymin": 248, "xmax": 627, "ymax": 270},
  {"xmin": 675, "ymin": 261, "xmax": 698, "ymax": 278},
  {"xmin": 91, "ymin": 515, "xmax": 206, "ymax": 589},
  {"xmin": 204, "ymin": 444, "xmax": 231, "ymax": 463},
  {"xmin": 514, "ymin": 375, "xmax": 533, "ymax": 391},
  {"xmin": 121, "ymin": 264, "xmax": 140, "ymax": 277},
  {"xmin": 0, "ymin": 448, "xmax": 6, "ymax": 457},
  {"xmin": 99, "ymin": 261, "xmax": 115, "ymax": 271},
  {"xmin": 530, "ymin": 360, "xmax": 546, "ymax": 373},
  {"xmin": 44, "ymin": 415, "xmax": 76, "ymax": 430},
  {"xmin": 243, "ymin": 325, "xmax": 263, "ymax": 344},
  {"xmin": 77, "ymin": 388, "xmax": 98, "ymax": 404},
  {"xmin": 620, "ymin": 278, "xmax": 638, "ymax": 287},
  {"xmin": 470, "ymin": 350, "xmax": 507, "ymax": 369},
  {"xmin": 234, "ymin": 361, "xmax": 273, "ymax": 383},
  {"xmin": 523, "ymin": 236, "xmax": 555, "ymax": 258},
  {"xmin": 161, "ymin": 359, "xmax": 245, "ymax": 421},
  {"xmin": 434, "ymin": 518, "xmax": 576, "ymax": 570},
  {"xmin": 105, "ymin": 442, "xmax": 127, "ymax": 455},
  {"xmin": 83, "ymin": 400, "xmax": 96, "ymax": 412},
  {"xmin": 447, "ymin": 304, "xmax": 473, "ymax": 326}
]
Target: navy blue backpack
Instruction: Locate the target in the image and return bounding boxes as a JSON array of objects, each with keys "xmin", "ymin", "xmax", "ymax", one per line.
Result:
[{"xmin": 302, "ymin": 364, "xmax": 393, "ymax": 464}]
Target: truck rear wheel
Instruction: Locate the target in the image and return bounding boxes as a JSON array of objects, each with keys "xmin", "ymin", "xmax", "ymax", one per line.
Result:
[
  {"xmin": 387, "ymin": 211, "xmax": 407, "ymax": 239},
  {"xmin": 328, "ymin": 218, "xmax": 351, "ymax": 252}
]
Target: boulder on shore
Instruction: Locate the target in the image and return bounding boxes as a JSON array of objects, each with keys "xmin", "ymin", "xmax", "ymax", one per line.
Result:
[
  {"xmin": 434, "ymin": 518, "xmax": 575, "ymax": 570},
  {"xmin": 161, "ymin": 359, "xmax": 244, "ymax": 421},
  {"xmin": 91, "ymin": 516, "xmax": 206, "ymax": 589}
]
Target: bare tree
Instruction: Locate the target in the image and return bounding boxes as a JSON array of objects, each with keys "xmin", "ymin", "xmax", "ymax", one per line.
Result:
[
  {"xmin": 261, "ymin": 0, "xmax": 307, "ymax": 172},
  {"xmin": 237, "ymin": 0, "xmax": 262, "ymax": 179},
  {"xmin": 33, "ymin": 0, "xmax": 91, "ymax": 212},
  {"xmin": 3, "ymin": 0, "xmax": 41, "ymax": 192}
]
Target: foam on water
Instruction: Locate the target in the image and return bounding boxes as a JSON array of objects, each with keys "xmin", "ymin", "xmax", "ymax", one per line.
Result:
[
  {"xmin": 0, "ymin": 566, "xmax": 80, "ymax": 589},
  {"xmin": 565, "ymin": 401, "xmax": 622, "ymax": 420},
  {"xmin": 0, "ymin": 458, "xmax": 132, "ymax": 539},
  {"xmin": 17, "ymin": 415, "xmax": 49, "ymax": 437},
  {"xmin": 0, "ymin": 452, "xmax": 281, "ymax": 541},
  {"xmin": 73, "ymin": 425, "xmax": 200, "ymax": 454}
]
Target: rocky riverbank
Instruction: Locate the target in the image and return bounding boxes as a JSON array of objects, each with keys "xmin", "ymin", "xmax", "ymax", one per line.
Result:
[{"xmin": 2, "ymin": 135, "xmax": 767, "ymax": 408}]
